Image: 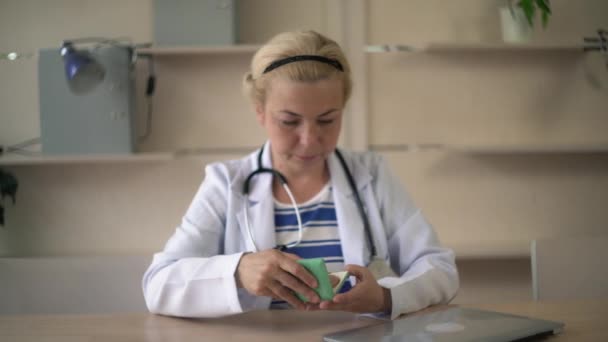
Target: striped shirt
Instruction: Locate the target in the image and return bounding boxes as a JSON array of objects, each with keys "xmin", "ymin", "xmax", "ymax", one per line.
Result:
[{"xmin": 270, "ymin": 183, "xmax": 351, "ymax": 308}]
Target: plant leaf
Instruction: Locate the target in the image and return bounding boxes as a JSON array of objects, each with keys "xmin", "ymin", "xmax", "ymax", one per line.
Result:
[
  {"xmin": 518, "ymin": 0, "xmax": 536, "ymax": 27},
  {"xmin": 535, "ymin": 0, "xmax": 551, "ymax": 28},
  {"xmin": 535, "ymin": 0, "xmax": 551, "ymax": 14}
]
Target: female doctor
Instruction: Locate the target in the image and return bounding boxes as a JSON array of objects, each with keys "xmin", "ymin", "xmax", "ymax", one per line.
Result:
[{"xmin": 142, "ymin": 30, "xmax": 459, "ymax": 319}]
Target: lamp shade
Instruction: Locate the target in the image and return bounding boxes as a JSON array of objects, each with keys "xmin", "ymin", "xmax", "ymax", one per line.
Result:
[{"xmin": 60, "ymin": 42, "xmax": 105, "ymax": 95}]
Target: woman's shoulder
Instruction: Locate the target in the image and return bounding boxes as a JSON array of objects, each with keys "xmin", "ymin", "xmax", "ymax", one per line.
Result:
[
  {"xmin": 203, "ymin": 150, "xmax": 257, "ymax": 183},
  {"xmin": 336, "ymin": 149, "xmax": 386, "ymax": 172}
]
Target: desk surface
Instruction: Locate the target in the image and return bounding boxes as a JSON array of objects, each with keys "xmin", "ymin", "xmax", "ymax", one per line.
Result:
[{"xmin": 1, "ymin": 300, "xmax": 606, "ymax": 341}]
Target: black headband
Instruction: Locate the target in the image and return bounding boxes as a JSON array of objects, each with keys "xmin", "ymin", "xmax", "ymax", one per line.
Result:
[{"xmin": 262, "ymin": 55, "xmax": 344, "ymax": 74}]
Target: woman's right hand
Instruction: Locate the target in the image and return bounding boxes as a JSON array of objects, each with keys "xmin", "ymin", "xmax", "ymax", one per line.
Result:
[{"xmin": 235, "ymin": 249, "xmax": 320, "ymax": 309}]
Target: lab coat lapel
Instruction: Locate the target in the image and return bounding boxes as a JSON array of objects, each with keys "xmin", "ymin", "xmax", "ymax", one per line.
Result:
[
  {"xmin": 235, "ymin": 142, "xmax": 276, "ymax": 251},
  {"xmin": 328, "ymin": 151, "xmax": 372, "ymax": 267},
  {"xmin": 235, "ymin": 193, "xmax": 276, "ymax": 251}
]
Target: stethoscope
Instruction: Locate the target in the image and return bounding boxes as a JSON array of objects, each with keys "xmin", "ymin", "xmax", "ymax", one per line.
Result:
[{"xmin": 242, "ymin": 145, "xmax": 377, "ymax": 258}]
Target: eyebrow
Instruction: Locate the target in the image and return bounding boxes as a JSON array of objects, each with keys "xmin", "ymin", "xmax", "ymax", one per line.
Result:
[{"xmin": 280, "ymin": 109, "xmax": 338, "ymax": 118}]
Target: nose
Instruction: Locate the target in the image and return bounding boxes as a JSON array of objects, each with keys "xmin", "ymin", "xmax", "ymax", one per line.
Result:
[{"xmin": 299, "ymin": 121, "xmax": 321, "ymax": 147}]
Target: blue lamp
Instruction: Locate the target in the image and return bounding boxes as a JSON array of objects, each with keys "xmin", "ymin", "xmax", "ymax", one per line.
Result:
[{"xmin": 60, "ymin": 40, "xmax": 105, "ymax": 95}]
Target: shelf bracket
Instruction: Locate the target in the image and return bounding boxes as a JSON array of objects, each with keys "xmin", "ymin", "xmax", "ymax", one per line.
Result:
[{"xmin": 583, "ymin": 29, "xmax": 607, "ymax": 69}]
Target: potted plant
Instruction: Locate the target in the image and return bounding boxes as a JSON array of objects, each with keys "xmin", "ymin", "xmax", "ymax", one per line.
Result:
[
  {"xmin": 500, "ymin": 0, "xmax": 552, "ymax": 43},
  {"xmin": 0, "ymin": 168, "xmax": 18, "ymax": 226},
  {"xmin": 512, "ymin": 0, "xmax": 552, "ymax": 28}
]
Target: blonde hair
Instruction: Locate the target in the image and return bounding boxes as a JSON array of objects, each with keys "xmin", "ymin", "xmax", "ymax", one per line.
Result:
[{"xmin": 243, "ymin": 30, "xmax": 352, "ymax": 106}]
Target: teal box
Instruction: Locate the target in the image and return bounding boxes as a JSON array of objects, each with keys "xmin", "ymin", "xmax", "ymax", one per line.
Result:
[{"xmin": 154, "ymin": 0, "xmax": 237, "ymax": 46}]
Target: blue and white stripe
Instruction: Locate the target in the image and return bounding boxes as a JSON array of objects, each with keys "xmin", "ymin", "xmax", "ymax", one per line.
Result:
[{"xmin": 270, "ymin": 184, "xmax": 352, "ymax": 308}]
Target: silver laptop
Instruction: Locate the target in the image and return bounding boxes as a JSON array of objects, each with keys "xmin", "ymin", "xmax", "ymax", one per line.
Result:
[{"xmin": 323, "ymin": 307, "xmax": 564, "ymax": 342}]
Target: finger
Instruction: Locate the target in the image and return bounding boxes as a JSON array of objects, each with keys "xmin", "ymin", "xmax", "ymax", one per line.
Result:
[
  {"xmin": 268, "ymin": 281, "xmax": 306, "ymax": 310},
  {"xmin": 282, "ymin": 252, "xmax": 301, "ymax": 261},
  {"xmin": 332, "ymin": 291, "xmax": 357, "ymax": 305},
  {"xmin": 333, "ymin": 265, "xmax": 373, "ymax": 304},
  {"xmin": 305, "ymin": 302, "xmax": 321, "ymax": 311},
  {"xmin": 324, "ymin": 279, "xmax": 368, "ymax": 309},
  {"xmin": 258, "ymin": 288, "xmax": 275, "ymax": 298},
  {"xmin": 344, "ymin": 264, "xmax": 367, "ymax": 280},
  {"xmin": 319, "ymin": 300, "xmax": 347, "ymax": 311},
  {"xmin": 279, "ymin": 258, "xmax": 318, "ymax": 288},
  {"xmin": 275, "ymin": 271, "xmax": 320, "ymax": 303},
  {"xmin": 320, "ymin": 285, "xmax": 368, "ymax": 311}
]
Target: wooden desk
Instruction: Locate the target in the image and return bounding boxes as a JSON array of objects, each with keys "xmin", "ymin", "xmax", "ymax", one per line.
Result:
[{"xmin": 0, "ymin": 301, "xmax": 606, "ymax": 341}]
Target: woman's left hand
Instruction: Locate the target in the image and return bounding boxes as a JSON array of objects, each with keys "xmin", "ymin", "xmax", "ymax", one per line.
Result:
[{"xmin": 308, "ymin": 264, "xmax": 391, "ymax": 314}]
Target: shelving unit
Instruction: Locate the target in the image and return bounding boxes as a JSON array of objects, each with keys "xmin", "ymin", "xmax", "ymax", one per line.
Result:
[
  {"xmin": 0, "ymin": 44, "xmax": 262, "ymax": 167},
  {"xmin": 450, "ymin": 144, "xmax": 608, "ymax": 154},
  {"xmin": 370, "ymin": 143, "xmax": 608, "ymax": 154},
  {"xmin": 0, "ymin": 146, "xmax": 261, "ymax": 165},
  {"xmin": 367, "ymin": 41, "xmax": 605, "ymax": 156},
  {"xmin": 365, "ymin": 42, "xmax": 585, "ymax": 53},
  {"xmin": 5, "ymin": 143, "xmax": 604, "ymax": 166},
  {"xmin": 0, "ymin": 152, "xmax": 175, "ymax": 166},
  {"xmin": 137, "ymin": 44, "xmax": 261, "ymax": 55}
]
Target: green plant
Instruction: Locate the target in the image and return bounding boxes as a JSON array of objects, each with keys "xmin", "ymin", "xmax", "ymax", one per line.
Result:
[
  {"xmin": 510, "ymin": 0, "xmax": 552, "ymax": 28},
  {"xmin": 0, "ymin": 168, "xmax": 18, "ymax": 226}
]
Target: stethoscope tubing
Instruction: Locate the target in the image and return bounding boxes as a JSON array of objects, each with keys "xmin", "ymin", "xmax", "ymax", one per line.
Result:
[
  {"xmin": 243, "ymin": 181, "xmax": 303, "ymax": 252},
  {"xmin": 242, "ymin": 145, "xmax": 375, "ymax": 256}
]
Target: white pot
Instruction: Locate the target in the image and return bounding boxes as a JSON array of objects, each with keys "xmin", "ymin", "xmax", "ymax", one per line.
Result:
[{"xmin": 499, "ymin": 6, "xmax": 532, "ymax": 43}]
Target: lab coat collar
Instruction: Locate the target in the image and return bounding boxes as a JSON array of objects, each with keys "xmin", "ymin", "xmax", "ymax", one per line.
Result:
[
  {"xmin": 327, "ymin": 149, "xmax": 373, "ymax": 198},
  {"xmin": 231, "ymin": 143, "xmax": 374, "ymax": 201},
  {"xmin": 328, "ymin": 150, "xmax": 373, "ymax": 266},
  {"xmin": 233, "ymin": 141, "xmax": 276, "ymax": 251},
  {"xmin": 231, "ymin": 141, "xmax": 273, "ymax": 203}
]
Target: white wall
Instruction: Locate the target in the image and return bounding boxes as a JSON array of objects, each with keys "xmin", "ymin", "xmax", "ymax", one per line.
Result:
[
  {"xmin": 1, "ymin": 0, "xmax": 607, "ymax": 307},
  {"xmin": 368, "ymin": 0, "xmax": 608, "ymax": 257},
  {"xmin": 0, "ymin": 0, "xmax": 331, "ymax": 256}
]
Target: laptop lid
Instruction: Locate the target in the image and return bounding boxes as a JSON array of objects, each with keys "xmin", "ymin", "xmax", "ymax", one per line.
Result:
[{"xmin": 323, "ymin": 307, "xmax": 564, "ymax": 342}]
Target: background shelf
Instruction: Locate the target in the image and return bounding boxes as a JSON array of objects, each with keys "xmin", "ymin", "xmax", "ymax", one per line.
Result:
[
  {"xmin": 0, "ymin": 152, "xmax": 175, "ymax": 165},
  {"xmin": 450, "ymin": 144, "xmax": 608, "ymax": 154},
  {"xmin": 370, "ymin": 144, "xmax": 608, "ymax": 154},
  {"xmin": 3, "ymin": 143, "xmax": 606, "ymax": 166},
  {"xmin": 451, "ymin": 240, "xmax": 531, "ymax": 259},
  {"xmin": 137, "ymin": 44, "xmax": 261, "ymax": 55},
  {"xmin": 366, "ymin": 43, "xmax": 585, "ymax": 53}
]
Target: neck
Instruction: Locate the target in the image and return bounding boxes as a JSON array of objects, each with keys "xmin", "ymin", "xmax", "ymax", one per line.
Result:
[
  {"xmin": 269, "ymin": 152, "xmax": 330, "ymax": 204},
  {"xmin": 272, "ymin": 168, "xmax": 329, "ymax": 204}
]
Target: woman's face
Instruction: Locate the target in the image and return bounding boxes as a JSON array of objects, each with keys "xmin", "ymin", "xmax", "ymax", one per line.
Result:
[{"xmin": 256, "ymin": 77, "xmax": 344, "ymax": 175}]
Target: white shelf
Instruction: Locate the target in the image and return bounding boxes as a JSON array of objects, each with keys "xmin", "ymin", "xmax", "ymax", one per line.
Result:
[
  {"xmin": 366, "ymin": 43, "xmax": 584, "ymax": 53},
  {"xmin": 369, "ymin": 144, "xmax": 446, "ymax": 152},
  {"xmin": 370, "ymin": 144, "xmax": 608, "ymax": 154},
  {"xmin": 0, "ymin": 147, "xmax": 258, "ymax": 166},
  {"xmin": 450, "ymin": 144, "xmax": 608, "ymax": 154},
  {"xmin": 137, "ymin": 44, "xmax": 261, "ymax": 55},
  {"xmin": 365, "ymin": 44, "xmax": 418, "ymax": 53},
  {"xmin": 0, "ymin": 152, "xmax": 175, "ymax": 165},
  {"xmin": 3, "ymin": 143, "xmax": 605, "ymax": 165},
  {"xmin": 450, "ymin": 240, "xmax": 531, "ymax": 259}
]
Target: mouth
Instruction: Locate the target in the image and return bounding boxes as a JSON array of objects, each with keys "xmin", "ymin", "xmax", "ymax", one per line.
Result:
[{"xmin": 295, "ymin": 154, "xmax": 320, "ymax": 161}]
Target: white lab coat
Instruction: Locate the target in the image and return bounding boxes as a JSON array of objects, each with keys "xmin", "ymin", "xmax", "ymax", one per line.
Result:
[{"xmin": 142, "ymin": 143, "xmax": 459, "ymax": 319}]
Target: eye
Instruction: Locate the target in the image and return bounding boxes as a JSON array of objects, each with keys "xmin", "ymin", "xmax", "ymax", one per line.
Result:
[
  {"xmin": 281, "ymin": 120, "xmax": 299, "ymax": 127},
  {"xmin": 318, "ymin": 119, "xmax": 334, "ymax": 125}
]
